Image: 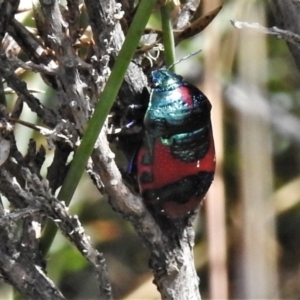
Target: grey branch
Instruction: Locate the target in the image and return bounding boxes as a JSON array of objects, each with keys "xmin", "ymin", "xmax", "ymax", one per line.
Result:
[
  {"xmin": 0, "ymin": 166, "xmax": 113, "ymax": 300},
  {"xmin": 230, "ymin": 20, "xmax": 300, "ymax": 48},
  {"xmin": 0, "ymin": 53, "xmax": 58, "ymax": 128},
  {"xmin": 0, "ymin": 249, "xmax": 65, "ymax": 300},
  {"xmin": 267, "ymin": 0, "xmax": 300, "ymax": 71},
  {"xmin": 0, "ymin": 208, "xmax": 41, "ymax": 227}
]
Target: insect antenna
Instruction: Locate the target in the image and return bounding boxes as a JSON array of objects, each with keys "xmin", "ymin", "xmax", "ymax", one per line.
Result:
[{"xmin": 168, "ymin": 49, "xmax": 202, "ymax": 70}]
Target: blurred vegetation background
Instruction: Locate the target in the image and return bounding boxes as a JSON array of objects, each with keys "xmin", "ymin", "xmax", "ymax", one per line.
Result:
[{"xmin": 1, "ymin": 0, "xmax": 300, "ymax": 299}]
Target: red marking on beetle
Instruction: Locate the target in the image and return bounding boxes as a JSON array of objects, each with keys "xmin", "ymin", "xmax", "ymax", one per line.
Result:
[
  {"xmin": 179, "ymin": 86, "xmax": 194, "ymax": 106},
  {"xmin": 137, "ymin": 125, "xmax": 215, "ymax": 191}
]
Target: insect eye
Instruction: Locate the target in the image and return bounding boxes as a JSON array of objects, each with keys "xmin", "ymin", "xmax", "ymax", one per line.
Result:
[{"xmin": 149, "ymin": 75, "xmax": 158, "ymax": 88}]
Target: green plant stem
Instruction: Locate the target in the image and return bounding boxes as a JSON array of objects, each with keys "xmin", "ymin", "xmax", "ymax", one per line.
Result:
[
  {"xmin": 41, "ymin": 0, "xmax": 156, "ymax": 255},
  {"xmin": 161, "ymin": 3, "xmax": 175, "ymax": 70}
]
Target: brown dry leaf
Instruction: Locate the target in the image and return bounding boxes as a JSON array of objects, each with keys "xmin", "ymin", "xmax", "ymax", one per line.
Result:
[
  {"xmin": 176, "ymin": 4, "xmax": 223, "ymax": 44},
  {"xmin": 78, "ymin": 26, "xmax": 93, "ymax": 44}
]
